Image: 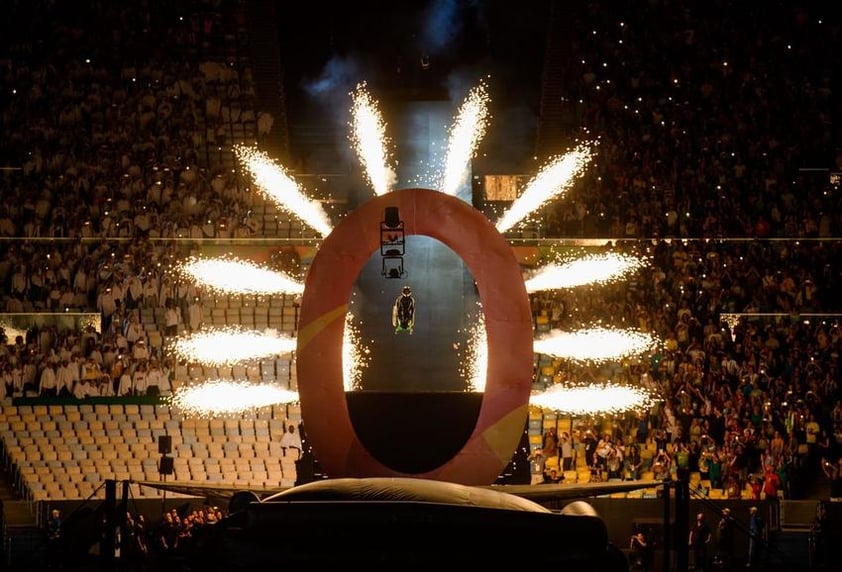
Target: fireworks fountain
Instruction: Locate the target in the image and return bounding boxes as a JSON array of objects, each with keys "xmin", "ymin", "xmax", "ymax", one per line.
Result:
[
  {"xmin": 532, "ymin": 326, "xmax": 659, "ymax": 364},
  {"xmin": 530, "ymin": 382, "xmax": 656, "ymax": 416},
  {"xmin": 524, "ymin": 252, "xmax": 647, "ymax": 292},
  {"xmin": 439, "ymin": 80, "xmax": 491, "ymax": 196},
  {"xmin": 455, "ymin": 303, "xmax": 488, "ymax": 392},
  {"xmin": 171, "ymin": 381, "xmax": 299, "ymax": 418},
  {"xmin": 233, "ymin": 144, "xmax": 333, "ymax": 237},
  {"xmin": 171, "ymin": 79, "xmax": 658, "ymax": 418},
  {"xmin": 170, "ymin": 326, "xmax": 296, "ymax": 366},
  {"xmin": 342, "ymin": 309, "xmax": 371, "ymax": 391},
  {"xmin": 177, "ymin": 256, "xmax": 305, "ymax": 297},
  {"xmin": 494, "ymin": 144, "xmax": 594, "ymax": 234},
  {"xmin": 349, "ymin": 82, "xmax": 397, "ymax": 196}
]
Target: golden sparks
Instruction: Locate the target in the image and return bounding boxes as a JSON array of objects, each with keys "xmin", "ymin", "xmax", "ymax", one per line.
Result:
[
  {"xmin": 533, "ymin": 327, "xmax": 659, "ymax": 363},
  {"xmin": 170, "ymin": 326, "xmax": 296, "ymax": 366}
]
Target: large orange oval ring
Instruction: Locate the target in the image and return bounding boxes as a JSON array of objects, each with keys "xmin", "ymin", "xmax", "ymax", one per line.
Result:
[{"xmin": 296, "ymin": 188, "xmax": 533, "ymax": 485}]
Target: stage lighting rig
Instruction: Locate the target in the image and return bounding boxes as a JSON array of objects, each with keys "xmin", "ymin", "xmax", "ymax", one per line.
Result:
[{"xmin": 381, "ymin": 206, "xmax": 405, "ymax": 279}]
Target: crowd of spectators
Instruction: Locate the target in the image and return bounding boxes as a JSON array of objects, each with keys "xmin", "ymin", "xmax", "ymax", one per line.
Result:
[
  {"xmin": 0, "ymin": 1, "xmax": 262, "ymax": 243},
  {"xmin": 542, "ymin": 1, "xmax": 842, "ymax": 242},
  {"xmin": 146, "ymin": 505, "xmax": 224, "ymax": 565},
  {"xmin": 50, "ymin": 505, "xmax": 226, "ymax": 568},
  {"xmin": 530, "ymin": 235, "xmax": 842, "ymax": 498},
  {"xmin": 520, "ymin": 1, "xmax": 842, "ymax": 500},
  {"xmin": 0, "ymin": 0, "xmax": 290, "ymax": 404}
]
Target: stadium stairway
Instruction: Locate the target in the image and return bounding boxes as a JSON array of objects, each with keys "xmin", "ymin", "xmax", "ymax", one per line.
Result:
[
  {"xmin": 0, "ymin": 462, "xmax": 20, "ymax": 501},
  {"xmin": 746, "ymin": 500, "xmax": 819, "ymax": 571},
  {"xmin": 2, "ymin": 520, "xmax": 45, "ymax": 570},
  {"xmin": 1, "ymin": 495, "xmax": 40, "ymax": 569},
  {"xmin": 535, "ymin": 1, "xmax": 580, "ymax": 159},
  {"xmin": 0, "ymin": 457, "xmax": 40, "ymax": 567},
  {"xmin": 797, "ymin": 460, "xmax": 832, "ymax": 500},
  {"xmin": 243, "ymin": 0, "xmax": 291, "ymax": 163}
]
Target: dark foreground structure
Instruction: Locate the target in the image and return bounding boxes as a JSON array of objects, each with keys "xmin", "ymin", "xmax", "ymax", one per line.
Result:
[
  {"xmin": 196, "ymin": 477, "xmax": 628, "ymax": 569},
  {"xmin": 8, "ymin": 476, "xmax": 842, "ymax": 571}
]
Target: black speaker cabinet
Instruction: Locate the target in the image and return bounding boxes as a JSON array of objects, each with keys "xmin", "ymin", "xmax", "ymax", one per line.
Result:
[
  {"xmin": 158, "ymin": 435, "xmax": 172, "ymax": 455},
  {"xmin": 159, "ymin": 455, "xmax": 174, "ymax": 475},
  {"xmin": 384, "ymin": 206, "xmax": 401, "ymax": 229}
]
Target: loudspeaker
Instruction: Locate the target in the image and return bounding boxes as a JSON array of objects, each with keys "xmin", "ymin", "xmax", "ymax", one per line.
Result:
[
  {"xmin": 384, "ymin": 207, "xmax": 401, "ymax": 229},
  {"xmin": 159, "ymin": 456, "xmax": 174, "ymax": 475},
  {"xmin": 158, "ymin": 435, "xmax": 172, "ymax": 455}
]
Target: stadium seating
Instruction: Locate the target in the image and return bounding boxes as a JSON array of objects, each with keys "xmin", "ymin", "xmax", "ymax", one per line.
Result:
[{"xmin": 0, "ymin": 400, "xmax": 297, "ymax": 500}]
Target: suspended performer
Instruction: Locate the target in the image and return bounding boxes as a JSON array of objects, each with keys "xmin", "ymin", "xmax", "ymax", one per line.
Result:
[{"xmin": 392, "ymin": 285, "xmax": 415, "ymax": 334}]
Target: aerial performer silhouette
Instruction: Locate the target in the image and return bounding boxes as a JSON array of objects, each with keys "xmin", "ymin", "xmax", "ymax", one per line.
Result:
[{"xmin": 392, "ymin": 285, "xmax": 415, "ymax": 334}]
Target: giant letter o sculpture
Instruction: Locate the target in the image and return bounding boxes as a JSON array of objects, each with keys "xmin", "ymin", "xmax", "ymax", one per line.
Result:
[{"xmin": 296, "ymin": 188, "xmax": 533, "ymax": 485}]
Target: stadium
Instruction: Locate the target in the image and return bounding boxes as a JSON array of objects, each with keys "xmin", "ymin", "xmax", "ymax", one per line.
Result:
[{"xmin": 1, "ymin": 1, "xmax": 841, "ymax": 570}]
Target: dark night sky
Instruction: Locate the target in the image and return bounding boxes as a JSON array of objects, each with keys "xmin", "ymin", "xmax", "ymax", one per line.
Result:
[
  {"xmin": 276, "ymin": 1, "xmax": 550, "ymax": 124},
  {"xmin": 275, "ymin": 1, "xmax": 552, "ymax": 175}
]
